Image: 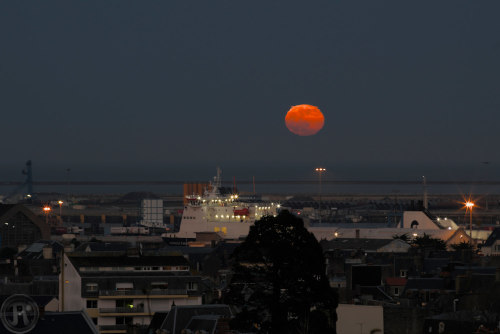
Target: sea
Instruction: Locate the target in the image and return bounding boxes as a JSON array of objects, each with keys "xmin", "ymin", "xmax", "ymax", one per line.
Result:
[{"xmin": 0, "ymin": 161, "xmax": 499, "ymax": 196}]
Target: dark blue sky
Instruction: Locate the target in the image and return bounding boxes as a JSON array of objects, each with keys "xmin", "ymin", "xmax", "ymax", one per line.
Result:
[{"xmin": 1, "ymin": 1, "xmax": 499, "ymax": 182}]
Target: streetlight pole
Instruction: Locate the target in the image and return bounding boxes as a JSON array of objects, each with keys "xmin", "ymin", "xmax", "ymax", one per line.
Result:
[
  {"xmin": 58, "ymin": 200, "xmax": 64, "ymax": 224},
  {"xmin": 43, "ymin": 206, "xmax": 51, "ymax": 225},
  {"xmin": 465, "ymin": 201, "xmax": 474, "ymax": 242},
  {"xmin": 315, "ymin": 168, "xmax": 326, "ymax": 224}
]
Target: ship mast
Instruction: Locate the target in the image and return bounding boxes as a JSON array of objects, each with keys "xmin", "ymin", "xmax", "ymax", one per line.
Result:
[{"xmin": 214, "ymin": 167, "xmax": 222, "ymax": 191}]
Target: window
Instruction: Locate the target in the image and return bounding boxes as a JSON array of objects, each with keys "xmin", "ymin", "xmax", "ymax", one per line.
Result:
[
  {"xmin": 116, "ymin": 316, "xmax": 133, "ymax": 325},
  {"xmin": 92, "ymin": 318, "xmax": 97, "ymax": 325},
  {"xmin": 187, "ymin": 282, "xmax": 198, "ymax": 291},
  {"xmin": 394, "ymin": 287, "xmax": 400, "ymax": 296},
  {"xmin": 86, "ymin": 300, "xmax": 98, "ymax": 309},
  {"xmin": 151, "ymin": 282, "xmax": 168, "ymax": 290},
  {"xmin": 116, "ymin": 299, "xmax": 134, "ymax": 309},
  {"xmin": 400, "ymin": 270, "xmax": 407, "ymax": 278},
  {"xmin": 86, "ymin": 283, "xmax": 98, "ymax": 292},
  {"xmin": 116, "ymin": 282, "xmax": 133, "ymax": 291}
]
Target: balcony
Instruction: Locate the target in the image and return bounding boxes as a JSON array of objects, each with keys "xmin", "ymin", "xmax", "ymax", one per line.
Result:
[
  {"xmin": 85, "ymin": 290, "xmax": 99, "ymax": 298},
  {"xmin": 99, "ymin": 306, "xmax": 145, "ymax": 313},
  {"xmin": 99, "ymin": 324, "xmax": 128, "ymax": 332},
  {"xmin": 99, "ymin": 289, "xmax": 187, "ymax": 297}
]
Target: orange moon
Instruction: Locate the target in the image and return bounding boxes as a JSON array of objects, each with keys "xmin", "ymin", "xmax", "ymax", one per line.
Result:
[{"xmin": 285, "ymin": 104, "xmax": 325, "ymax": 136}]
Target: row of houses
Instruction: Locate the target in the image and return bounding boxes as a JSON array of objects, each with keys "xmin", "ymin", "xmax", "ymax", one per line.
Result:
[
  {"xmin": 321, "ymin": 233, "xmax": 500, "ymax": 333},
  {"xmin": 0, "ymin": 204, "xmax": 236, "ymax": 333},
  {"xmin": 4, "ymin": 203, "xmax": 500, "ymax": 333}
]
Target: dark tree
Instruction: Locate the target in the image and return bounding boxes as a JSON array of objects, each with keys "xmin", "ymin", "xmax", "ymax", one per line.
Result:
[
  {"xmin": 224, "ymin": 210, "xmax": 337, "ymax": 334},
  {"xmin": 412, "ymin": 233, "xmax": 447, "ymax": 251},
  {"xmin": 392, "ymin": 233, "xmax": 410, "ymax": 242},
  {"xmin": 450, "ymin": 241, "xmax": 474, "ymax": 251}
]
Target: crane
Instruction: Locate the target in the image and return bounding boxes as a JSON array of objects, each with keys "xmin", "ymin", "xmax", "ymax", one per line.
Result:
[{"xmin": 2, "ymin": 160, "xmax": 34, "ymax": 203}]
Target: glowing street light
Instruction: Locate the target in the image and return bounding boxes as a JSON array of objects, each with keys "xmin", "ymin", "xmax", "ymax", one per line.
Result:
[
  {"xmin": 315, "ymin": 167, "xmax": 326, "ymax": 224},
  {"xmin": 465, "ymin": 200, "xmax": 475, "ymax": 241},
  {"xmin": 43, "ymin": 206, "xmax": 51, "ymax": 225},
  {"xmin": 58, "ymin": 200, "xmax": 64, "ymax": 219}
]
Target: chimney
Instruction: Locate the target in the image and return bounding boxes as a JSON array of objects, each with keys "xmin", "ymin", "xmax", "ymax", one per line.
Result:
[{"xmin": 42, "ymin": 246, "xmax": 52, "ymax": 259}]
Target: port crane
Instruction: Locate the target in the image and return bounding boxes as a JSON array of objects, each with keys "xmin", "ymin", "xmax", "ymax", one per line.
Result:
[{"xmin": 2, "ymin": 160, "xmax": 34, "ymax": 203}]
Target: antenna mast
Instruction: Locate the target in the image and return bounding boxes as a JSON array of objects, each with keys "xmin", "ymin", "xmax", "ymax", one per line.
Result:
[{"xmin": 422, "ymin": 176, "xmax": 428, "ymax": 210}]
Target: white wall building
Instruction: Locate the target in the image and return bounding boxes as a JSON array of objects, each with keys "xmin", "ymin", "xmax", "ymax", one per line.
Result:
[
  {"xmin": 336, "ymin": 304, "xmax": 383, "ymax": 334},
  {"xmin": 59, "ymin": 253, "xmax": 202, "ymax": 334}
]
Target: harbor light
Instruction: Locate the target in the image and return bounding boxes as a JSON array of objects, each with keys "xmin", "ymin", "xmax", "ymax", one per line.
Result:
[
  {"xmin": 58, "ymin": 200, "xmax": 64, "ymax": 218},
  {"xmin": 464, "ymin": 200, "xmax": 475, "ymax": 240},
  {"xmin": 43, "ymin": 206, "xmax": 51, "ymax": 225},
  {"xmin": 315, "ymin": 167, "xmax": 326, "ymax": 224}
]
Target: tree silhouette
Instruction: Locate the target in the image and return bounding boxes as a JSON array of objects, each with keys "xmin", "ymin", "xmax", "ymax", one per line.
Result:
[
  {"xmin": 392, "ymin": 233, "xmax": 410, "ymax": 242},
  {"xmin": 412, "ymin": 233, "xmax": 447, "ymax": 251},
  {"xmin": 224, "ymin": 210, "xmax": 337, "ymax": 333},
  {"xmin": 450, "ymin": 241, "xmax": 474, "ymax": 251}
]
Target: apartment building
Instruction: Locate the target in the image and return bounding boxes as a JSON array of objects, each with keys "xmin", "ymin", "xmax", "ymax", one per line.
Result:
[{"xmin": 60, "ymin": 252, "xmax": 202, "ymax": 334}]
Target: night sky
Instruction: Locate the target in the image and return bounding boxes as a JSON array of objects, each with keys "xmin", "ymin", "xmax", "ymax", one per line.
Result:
[{"xmin": 1, "ymin": 1, "xmax": 500, "ymax": 183}]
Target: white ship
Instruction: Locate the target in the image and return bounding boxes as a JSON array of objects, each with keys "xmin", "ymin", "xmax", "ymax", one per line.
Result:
[{"xmin": 164, "ymin": 168, "xmax": 280, "ymax": 240}]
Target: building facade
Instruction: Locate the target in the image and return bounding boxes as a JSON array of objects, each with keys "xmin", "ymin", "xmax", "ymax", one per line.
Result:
[{"xmin": 60, "ymin": 253, "xmax": 203, "ymax": 334}]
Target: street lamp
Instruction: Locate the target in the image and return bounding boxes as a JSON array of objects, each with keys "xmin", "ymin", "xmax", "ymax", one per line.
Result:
[
  {"xmin": 315, "ymin": 167, "xmax": 326, "ymax": 224},
  {"xmin": 43, "ymin": 206, "xmax": 51, "ymax": 225},
  {"xmin": 58, "ymin": 200, "xmax": 64, "ymax": 224},
  {"xmin": 465, "ymin": 200, "xmax": 474, "ymax": 241}
]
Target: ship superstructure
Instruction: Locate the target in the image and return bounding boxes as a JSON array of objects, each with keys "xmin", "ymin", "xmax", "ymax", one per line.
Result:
[{"xmin": 168, "ymin": 168, "xmax": 280, "ymax": 239}]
